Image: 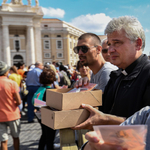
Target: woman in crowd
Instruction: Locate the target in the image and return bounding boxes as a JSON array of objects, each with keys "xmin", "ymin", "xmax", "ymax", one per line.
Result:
[
  {"xmin": 32, "ymin": 68, "xmax": 56, "ymax": 150},
  {"xmin": 49, "ymin": 64, "xmax": 60, "ymax": 88},
  {"xmin": 9, "ymin": 66, "xmax": 23, "ymax": 111},
  {"xmin": 76, "ymin": 61, "xmax": 91, "ymax": 80},
  {"xmin": 71, "ymin": 61, "xmax": 91, "ymax": 88},
  {"xmin": 9, "ymin": 66, "xmax": 22, "ymax": 87}
]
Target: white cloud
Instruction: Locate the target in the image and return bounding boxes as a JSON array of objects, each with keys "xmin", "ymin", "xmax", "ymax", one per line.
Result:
[
  {"xmin": 69, "ymin": 13, "xmax": 112, "ymax": 33},
  {"xmin": 42, "ymin": 7, "xmax": 65, "ymax": 18},
  {"xmin": 145, "ymin": 29, "xmax": 149, "ymax": 33}
]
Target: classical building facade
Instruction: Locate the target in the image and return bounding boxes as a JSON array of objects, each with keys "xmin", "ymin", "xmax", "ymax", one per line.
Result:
[
  {"xmin": 0, "ymin": 0, "xmax": 106, "ymax": 66},
  {"xmin": 41, "ymin": 18, "xmax": 85, "ymax": 66}
]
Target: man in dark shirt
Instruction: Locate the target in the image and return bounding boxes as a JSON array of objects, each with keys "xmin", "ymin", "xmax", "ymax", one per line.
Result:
[{"xmin": 73, "ymin": 16, "xmax": 150, "ymax": 131}]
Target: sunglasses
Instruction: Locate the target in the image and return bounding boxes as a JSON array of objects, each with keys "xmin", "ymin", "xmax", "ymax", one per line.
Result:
[
  {"xmin": 102, "ymin": 48, "xmax": 108, "ymax": 53},
  {"xmin": 73, "ymin": 45, "xmax": 96, "ymax": 54}
]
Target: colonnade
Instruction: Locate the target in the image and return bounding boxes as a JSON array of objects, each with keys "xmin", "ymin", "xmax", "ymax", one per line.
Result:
[{"xmin": 0, "ymin": 25, "xmax": 42, "ymax": 66}]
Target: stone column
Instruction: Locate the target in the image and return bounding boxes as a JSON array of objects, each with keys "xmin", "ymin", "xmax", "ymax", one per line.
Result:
[
  {"xmin": 2, "ymin": 25, "xmax": 11, "ymax": 65},
  {"xmin": 63, "ymin": 34, "xmax": 70, "ymax": 65},
  {"xmin": 26, "ymin": 26, "xmax": 35, "ymax": 66},
  {"xmin": 34, "ymin": 27, "xmax": 42, "ymax": 62},
  {"xmin": 0, "ymin": 26, "xmax": 2, "ymax": 61},
  {"xmin": 51, "ymin": 33, "xmax": 56, "ymax": 62}
]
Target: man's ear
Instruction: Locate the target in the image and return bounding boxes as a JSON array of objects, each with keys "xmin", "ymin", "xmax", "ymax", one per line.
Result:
[
  {"xmin": 136, "ymin": 38, "xmax": 142, "ymax": 50},
  {"xmin": 96, "ymin": 45, "xmax": 102, "ymax": 54}
]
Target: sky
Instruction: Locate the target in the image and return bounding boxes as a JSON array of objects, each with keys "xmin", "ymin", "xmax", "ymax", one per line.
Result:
[{"xmin": 1, "ymin": 0, "xmax": 150, "ymax": 55}]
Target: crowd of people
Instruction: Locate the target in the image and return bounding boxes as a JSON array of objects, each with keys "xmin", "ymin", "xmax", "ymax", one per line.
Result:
[
  {"xmin": 1, "ymin": 15, "xmax": 150, "ymax": 150},
  {"xmin": 0, "ymin": 58, "xmax": 94, "ymax": 150}
]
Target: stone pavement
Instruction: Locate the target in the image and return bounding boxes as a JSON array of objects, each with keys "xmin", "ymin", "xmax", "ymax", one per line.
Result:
[{"xmin": 7, "ymin": 110, "xmax": 60, "ymax": 150}]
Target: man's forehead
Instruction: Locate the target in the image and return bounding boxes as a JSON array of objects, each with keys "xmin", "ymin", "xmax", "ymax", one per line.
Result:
[
  {"xmin": 107, "ymin": 30, "xmax": 126, "ymax": 42},
  {"xmin": 77, "ymin": 38, "xmax": 93, "ymax": 45}
]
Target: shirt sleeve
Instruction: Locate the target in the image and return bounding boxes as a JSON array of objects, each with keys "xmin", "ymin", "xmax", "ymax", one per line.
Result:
[
  {"xmin": 93, "ymin": 69, "xmax": 111, "ymax": 92},
  {"xmin": 121, "ymin": 106, "xmax": 150, "ymax": 126}
]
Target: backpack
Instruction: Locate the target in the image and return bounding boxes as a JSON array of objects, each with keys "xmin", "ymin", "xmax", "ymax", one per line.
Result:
[{"xmin": 32, "ymin": 86, "xmax": 51, "ymax": 105}]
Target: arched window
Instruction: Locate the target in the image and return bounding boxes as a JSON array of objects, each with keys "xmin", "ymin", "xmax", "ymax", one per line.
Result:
[{"xmin": 13, "ymin": 55, "xmax": 24, "ymax": 67}]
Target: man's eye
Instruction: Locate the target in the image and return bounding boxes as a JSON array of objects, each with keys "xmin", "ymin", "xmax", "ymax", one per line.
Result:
[
  {"xmin": 114, "ymin": 42, "xmax": 121, "ymax": 46},
  {"xmin": 115, "ymin": 42, "xmax": 119, "ymax": 44}
]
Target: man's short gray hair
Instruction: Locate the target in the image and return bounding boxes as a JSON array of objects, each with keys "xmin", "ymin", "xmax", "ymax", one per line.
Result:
[
  {"xmin": 35, "ymin": 61, "xmax": 42, "ymax": 67},
  {"xmin": 104, "ymin": 16, "xmax": 145, "ymax": 50}
]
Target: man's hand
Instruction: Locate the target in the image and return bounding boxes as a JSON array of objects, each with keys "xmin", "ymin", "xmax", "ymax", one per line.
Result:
[
  {"xmin": 72, "ymin": 104, "xmax": 108, "ymax": 130},
  {"xmin": 84, "ymin": 131, "xmax": 127, "ymax": 150},
  {"xmin": 72, "ymin": 104, "xmax": 125, "ymax": 131},
  {"xmin": 75, "ymin": 77, "xmax": 89, "ymax": 88}
]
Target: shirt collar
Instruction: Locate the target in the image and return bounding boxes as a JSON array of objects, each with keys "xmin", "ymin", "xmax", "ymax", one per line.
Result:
[{"xmin": 122, "ymin": 54, "xmax": 144, "ymax": 76}]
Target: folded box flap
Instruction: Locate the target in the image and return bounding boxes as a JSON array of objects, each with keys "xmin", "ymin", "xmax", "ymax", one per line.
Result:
[
  {"xmin": 55, "ymin": 109, "xmax": 90, "ymax": 129},
  {"xmin": 62, "ymin": 90, "xmax": 102, "ymax": 110},
  {"xmin": 90, "ymin": 90, "xmax": 102, "ymax": 105}
]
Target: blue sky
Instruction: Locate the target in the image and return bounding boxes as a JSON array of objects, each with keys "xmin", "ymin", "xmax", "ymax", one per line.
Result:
[{"xmin": 1, "ymin": 0, "xmax": 150, "ymax": 55}]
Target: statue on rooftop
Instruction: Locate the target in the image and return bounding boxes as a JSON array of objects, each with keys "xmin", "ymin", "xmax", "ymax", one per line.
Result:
[
  {"xmin": 2, "ymin": 0, "xmax": 7, "ymax": 4},
  {"xmin": 10, "ymin": 0, "xmax": 23, "ymax": 4},
  {"xmin": 19, "ymin": 0, "xmax": 23, "ymax": 5},
  {"xmin": 35, "ymin": 0, "xmax": 39, "ymax": 6},
  {"xmin": 28, "ymin": 0, "xmax": 31, "ymax": 6}
]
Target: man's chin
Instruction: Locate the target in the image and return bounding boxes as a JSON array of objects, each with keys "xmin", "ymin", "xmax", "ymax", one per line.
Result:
[{"xmin": 80, "ymin": 61, "xmax": 88, "ymax": 66}]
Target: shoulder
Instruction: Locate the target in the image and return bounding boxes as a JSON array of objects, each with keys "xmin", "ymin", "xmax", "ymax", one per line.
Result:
[
  {"xmin": 6, "ymin": 78, "xmax": 18, "ymax": 86},
  {"xmin": 100, "ymin": 63, "xmax": 117, "ymax": 76},
  {"xmin": 18, "ymin": 74, "xmax": 22, "ymax": 79},
  {"xmin": 17, "ymin": 69, "xmax": 21, "ymax": 72},
  {"xmin": 35, "ymin": 68, "xmax": 42, "ymax": 73},
  {"xmin": 138, "ymin": 106, "xmax": 150, "ymax": 115},
  {"xmin": 9, "ymin": 74, "xmax": 13, "ymax": 78},
  {"xmin": 143, "ymin": 60, "xmax": 150, "ymax": 70},
  {"xmin": 103, "ymin": 62, "xmax": 118, "ymax": 71},
  {"xmin": 139, "ymin": 59, "xmax": 150, "ymax": 78},
  {"xmin": 11, "ymin": 79, "xmax": 18, "ymax": 86},
  {"xmin": 139, "ymin": 54, "xmax": 150, "ymax": 70}
]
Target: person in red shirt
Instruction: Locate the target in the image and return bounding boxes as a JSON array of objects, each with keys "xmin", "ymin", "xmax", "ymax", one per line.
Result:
[{"xmin": 0, "ymin": 61, "xmax": 21, "ymax": 150}]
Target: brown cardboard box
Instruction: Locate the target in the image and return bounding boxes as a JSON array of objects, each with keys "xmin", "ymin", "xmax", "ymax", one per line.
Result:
[
  {"xmin": 46, "ymin": 88, "xmax": 102, "ymax": 110},
  {"xmin": 41, "ymin": 106, "xmax": 90, "ymax": 130}
]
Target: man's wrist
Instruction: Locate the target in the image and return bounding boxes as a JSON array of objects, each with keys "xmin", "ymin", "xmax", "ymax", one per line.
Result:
[{"xmin": 105, "ymin": 114, "xmax": 125, "ymax": 125}]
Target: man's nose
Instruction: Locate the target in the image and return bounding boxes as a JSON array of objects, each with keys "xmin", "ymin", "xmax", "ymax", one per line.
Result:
[
  {"xmin": 108, "ymin": 46, "xmax": 115, "ymax": 53},
  {"xmin": 78, "ymin": 48, "xmax": 84, "ymax": 55}
]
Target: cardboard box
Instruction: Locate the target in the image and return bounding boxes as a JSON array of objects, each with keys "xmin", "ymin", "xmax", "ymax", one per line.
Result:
[
  {"xmin": 41, "ymin": 106, "xmax": 90, "ymax": 130},
  {"xmin": 46, "ymin": 88, "xmax": 102, "ymax": 110}
]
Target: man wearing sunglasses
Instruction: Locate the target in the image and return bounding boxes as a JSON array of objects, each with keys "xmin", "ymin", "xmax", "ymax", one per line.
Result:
[
  {"xmin": 101, "ymin": 38, "xmax": 111, "ymax": 62},
  {"xmin": 74, "ymin": 33, "xmax": 117, "ymax": 92}
]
